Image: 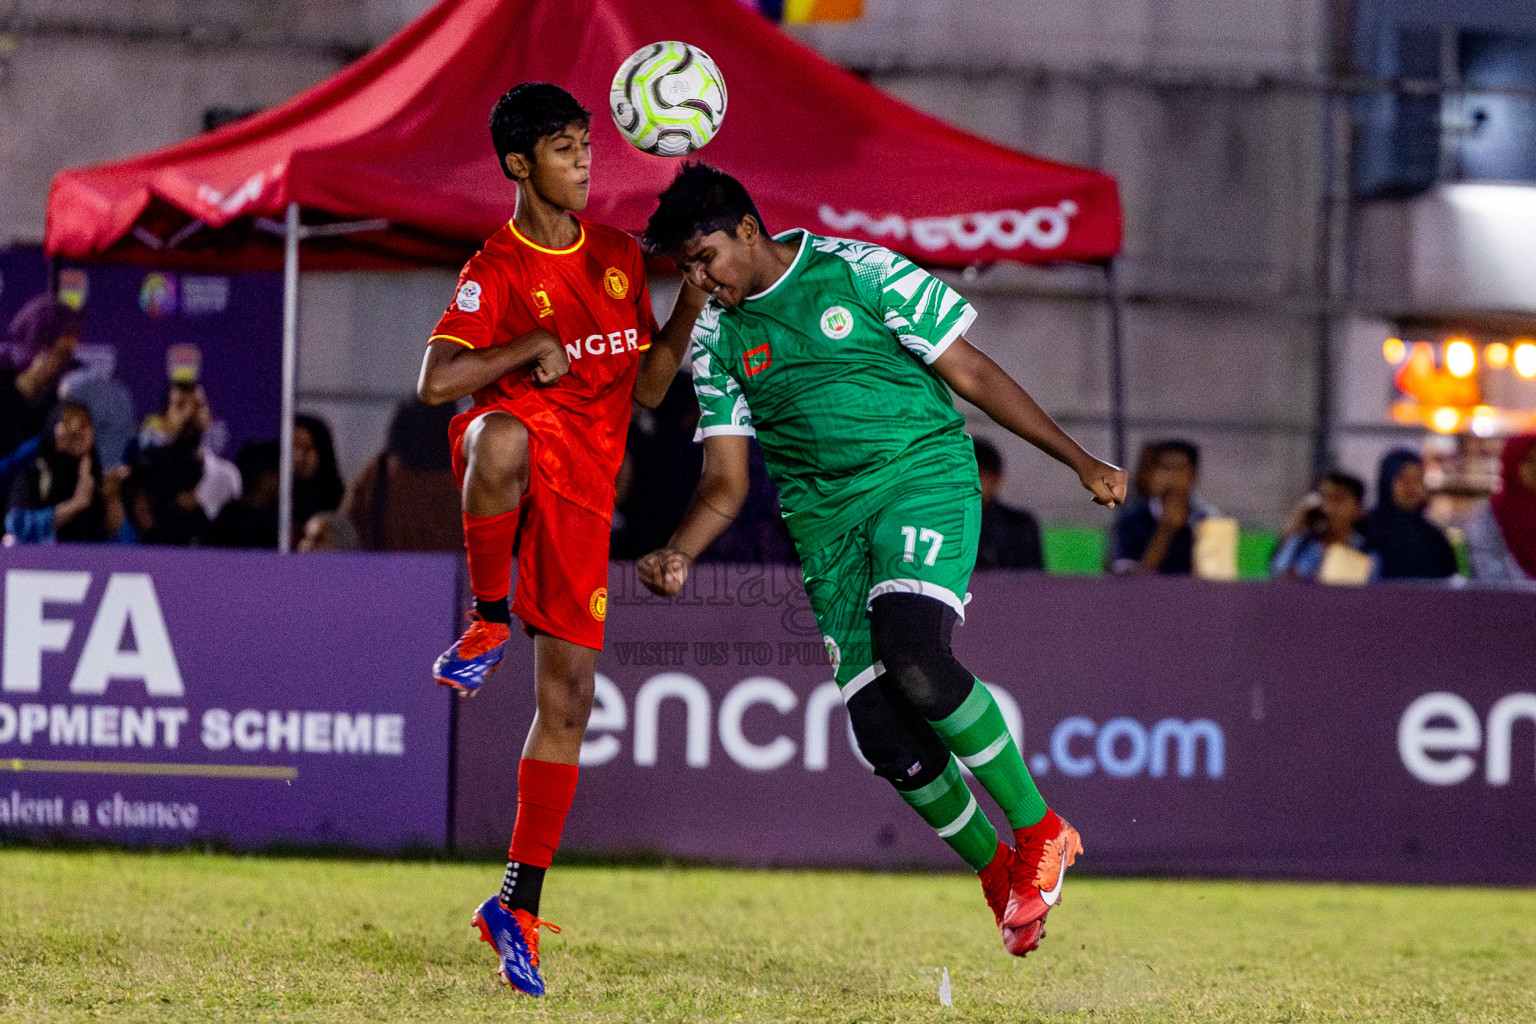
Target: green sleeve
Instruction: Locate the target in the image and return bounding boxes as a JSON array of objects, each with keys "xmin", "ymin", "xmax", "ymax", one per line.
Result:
[
  {"xmin": 821, "ymin": 237, "xmax": 978, "ymax": 364},
  {"xmin": 689, "ymin": 303, "xmax": 754, "ymax": 439}
]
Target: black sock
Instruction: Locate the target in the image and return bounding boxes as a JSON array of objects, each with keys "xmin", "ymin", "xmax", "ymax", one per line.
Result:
[
  {"xmin": 500, "ymin": 860, "xmax": 546, "ymax": 915},
  {"xmin": 476, "ymin": 597, "xmax": 511, "ymax": 624}
]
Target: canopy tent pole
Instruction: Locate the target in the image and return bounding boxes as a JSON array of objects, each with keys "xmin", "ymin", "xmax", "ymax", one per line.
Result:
[
  {"xmin": 1104, "ymin": 258, "xmax": 1128, "ymax": 469},
  {"xmin": 278, "ymin": 202, "xmax": 301, "ymax": 553},
  {"xmin": 259, "ymin": 208, "xmax": 391, "ymax": 553}
]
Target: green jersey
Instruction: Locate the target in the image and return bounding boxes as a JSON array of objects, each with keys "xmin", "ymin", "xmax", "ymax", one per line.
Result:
[{"xmin": 690, "ymin": 230, "xmax": 980, "ymax": 552}]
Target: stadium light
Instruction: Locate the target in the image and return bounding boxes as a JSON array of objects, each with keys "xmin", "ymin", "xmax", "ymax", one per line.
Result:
[
  {"xmin": 1383, "ymin": 337, "xmax": 1406, "ymax": 364},
  {"xmin": 1486, "ymin": 342, "xmax": 1511, "ymax": 369},
  {"xmin": 1430, "ymin": 407, "xmax": 1461, "ymax": 434}
]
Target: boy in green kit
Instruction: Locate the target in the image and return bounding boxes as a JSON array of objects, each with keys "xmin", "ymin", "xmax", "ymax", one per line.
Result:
[{"xmin": 638, "ymin": 164, "xmax": 1126, "ymax": 957}]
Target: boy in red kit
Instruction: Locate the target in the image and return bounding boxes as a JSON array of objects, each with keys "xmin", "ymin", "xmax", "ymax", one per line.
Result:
[{"xmin": 416, "ymin": 82, "xmax": 703, "ymax": 996}]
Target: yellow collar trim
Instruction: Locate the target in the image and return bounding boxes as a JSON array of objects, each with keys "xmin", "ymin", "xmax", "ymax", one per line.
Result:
[{"xmin": 508, "ymin": 217, "xmax": 585, "ymax": 255}]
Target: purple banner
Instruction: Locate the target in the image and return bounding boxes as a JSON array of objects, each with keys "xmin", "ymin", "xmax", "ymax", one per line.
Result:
[
  {"xmin": 1, "ymin": 547, "xmax": 457, "ymax": 850},
  {"xmin": 455, "ymin": 565, "xmax": 1536, "ymax": 884},
  {"xmin": 1, "ymin": 247, "xmax": 281, "ymax": 456}
]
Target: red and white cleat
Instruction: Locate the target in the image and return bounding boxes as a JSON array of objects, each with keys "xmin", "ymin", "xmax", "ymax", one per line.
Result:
[{"xmin": 1002, "ymin": 809, "xmax": 1082, "ymax": 956}]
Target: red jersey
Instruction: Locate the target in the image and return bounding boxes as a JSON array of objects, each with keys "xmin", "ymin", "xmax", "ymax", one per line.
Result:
[{"xmin": 431, "ymin": 217, "xmax": 659, "ymax": 520}]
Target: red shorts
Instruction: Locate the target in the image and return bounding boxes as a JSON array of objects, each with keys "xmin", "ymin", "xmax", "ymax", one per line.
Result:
[{"xmin": 451, "ymin": 408, "xmax": 612, "ymax": 651}]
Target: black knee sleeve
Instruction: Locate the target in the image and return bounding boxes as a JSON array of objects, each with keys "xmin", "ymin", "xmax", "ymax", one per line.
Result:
[
  {"xmin": 845, "ymin": 682, "xmax": 949, "ymax": 791},
  {"xmin": 869, "ymin": 593, "xmax": 976, "ymax": 720}
]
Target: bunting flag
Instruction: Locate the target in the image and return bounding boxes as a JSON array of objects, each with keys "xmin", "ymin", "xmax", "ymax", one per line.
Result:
[{"xmin": 745, "ymin": 0, "xmax": 862, "ymax": 23}]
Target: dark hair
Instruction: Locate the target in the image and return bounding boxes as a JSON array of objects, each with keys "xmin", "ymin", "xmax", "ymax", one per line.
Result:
[
  {"xmin": 294, "ymin": 414, "xmax": 345, "ymax": 520},
  {"xmin": 642, "ymin": 162, "xmax": 767, "ymax": 256},
  {"xmin": 6, "ymin": 293, "xmax": 82, "ymax": 370},
  {"xmin": 1322, "ymin": 470, "xmax": 1365, "ymax": 504},
  {"xmin": 488, "ymin": 82, "xmax": 591, "ymax": 179},
  {"xmin": 973, "ymin": 437, "xmax": 1003, "ymax": 476},
  {"xmin": 385, "ymin": 398, "xmax": 456, "ymax": 473},
  {"xmin": 235, "ymin": 440, "xmax": 280, "ymax": 492},
  {"xmin": 1157, "ymin": 438, "xmax": 1200, "ymax": 470}
]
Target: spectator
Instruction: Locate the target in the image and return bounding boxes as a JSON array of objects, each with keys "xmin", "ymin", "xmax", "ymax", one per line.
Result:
[
  {"xmin": 1359, "ymin": 448, "xmax": 1459, "ymax": 580},
  {"xmin": 292, "ymin": 414, "xmax": 344, "ymax": 530},
  {"xmin": 341, "ymin": 399, "xmax": 463, "ymax": 551},
  {"xmin": 1466, "ymin": 433, "xmax": 1536, "ymax": 586},
  {"xmin": 2, "ymin": 294, "xmax": 80, "ymax": 461},
  {"xmin": 121, "ymin": 439, "xmax": 207, "ymax": 545},
  {"xmin": 973, "ymin": 437, "xmax": 1043, "ymax": 570},
  {"xmin": 5, "ymin": 400, "xmax": 115, "ymax": 543},
  {"xmin": 138, "ymin": 382, "xmax": 241, "ymax": 520},
  {"xmin": 58, "ymin": 348, "xmax": 135, "ymax": 470},
  {"xmin": 1110, "ymin": 439, "xmax": 1216, "ymax": 574},
  {"xmin": 298, "ymin": 510, "xmax": 360, "ymax": 552},
  {"xmin": 207, "ymin": 441, "xmax": 279, "ymax": 549},
  {"xmin": 1271, "ymin": 470, "xmax": 1374, "ymax": 581}
]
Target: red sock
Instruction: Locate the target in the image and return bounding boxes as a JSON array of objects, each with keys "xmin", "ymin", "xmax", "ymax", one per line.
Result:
[
  {"xmin": 464, "ymin": 507, "xmax": 519, "ymax": 603},
  {"xmin": 508, "ymin": 759, "xmax": 580, "ymax": 869}
]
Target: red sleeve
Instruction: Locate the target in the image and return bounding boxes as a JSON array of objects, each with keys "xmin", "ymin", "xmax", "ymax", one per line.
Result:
[
  {"xmin": 629, "ymin": 242, "xmax": 660, "ymax": 346},
  {"xmin": 429, "ymin": 255, "xmax": 525, "ymax": 350}
]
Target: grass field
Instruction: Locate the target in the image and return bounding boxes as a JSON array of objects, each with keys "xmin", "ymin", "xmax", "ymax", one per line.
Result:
[{"xmin": 2, "ymin": 849, "xmax": 1533, "ymax": 1023}]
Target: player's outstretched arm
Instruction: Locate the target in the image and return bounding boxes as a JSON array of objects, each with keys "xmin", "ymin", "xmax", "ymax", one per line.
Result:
[
  {"xmin": 416, "ymin": 329, "xmax": 568, "ymax": 406},
  {"xmin": 932, "ymin": 336, "xmax": 1128, "ymax": 507},
  {"xmin": 637, "ymin": 433, "xmax": 751, "ymax": 596},
  {"xmin": 634, "ymin": 282, "xmax": 708, "ymax": 408}
]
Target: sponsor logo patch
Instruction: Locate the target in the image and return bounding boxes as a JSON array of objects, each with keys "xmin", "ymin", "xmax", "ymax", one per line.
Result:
[
  {"xmin": 532, "ymin": 289, "xmax": 553, "ymax": 318},
  {"xmin": 820, "ymin": 306, "xmax": 853, "ymax": 340},
  {"xmin": 603, "ymin": 267, "xmax": 629, "ymax": 300},
  {"xmin": 455, "ymin": 280, "xmax": 482, "ymax": 312},
  {"xmin": 589, "ymin": 588, "xmax": 608, "ymax": 622}
]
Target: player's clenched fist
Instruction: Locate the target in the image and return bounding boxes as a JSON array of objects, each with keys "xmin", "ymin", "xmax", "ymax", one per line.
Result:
[
  {"xmin": 637, "ymin": 548, "xmax": 692, "ymax": 596},
  {"xmin": 1078, "ymin": 458, "xmax": 1128, "ymax": 509},
  {"xmin": 530, "ymin": 329, "xmax": 570, "ymax": 386}
]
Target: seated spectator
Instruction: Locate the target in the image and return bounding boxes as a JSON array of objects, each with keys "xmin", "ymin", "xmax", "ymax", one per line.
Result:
[
  {"xmin": 121, "ymin": 439, "xmax": 207, "ymax": 545},
  {"xmin": 1466, "ymin": 433, "xmax": 1536, "ymax": 586},
  {"xmin": 138, "ymin": 382, "xmax": 241, "ymax": 520},
  {"xmin": 2, "ymin": 295, "xmax": 80, "ymax": 469},
  {"xmin": 1110, "ymin": 439, "xmax": 1216, "ymax": 575},
  {"xmin": 298, "ymin": 510, "xmax": 360, "ymax": 552},
  {"xmin": 341, "ymin": 399, "xmax": 463, "ymax": 551},
  {"xmin": 973, "ymin": 437, "xmax": 1043, "ymax": 570},
  {"xmin": 58, "ymin": 347, "xmax": 135, "ymax": 470},
  {"xmin": 1271, "ymin": 471, "xmax": 1375, "ymax": 582},
  {"xmin": 1359, "ymin": 448, "xmax": 1458, "ymax": 580},
  {"xmin": 207, "ymin": 441, "xmax": 279, "ymax": 549},
  {"xmin": 5, "ymin": 400, "xmax": 114, "ymax": 543},
  {"xmin": 293, "ymin": 414, "xmax": 344, "ymax": 531}
]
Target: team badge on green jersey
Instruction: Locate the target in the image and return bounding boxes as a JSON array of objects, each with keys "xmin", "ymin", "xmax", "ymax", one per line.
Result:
[{"xmin": 820, "ymin": 305, "xmax": 853, "ymax": 339}]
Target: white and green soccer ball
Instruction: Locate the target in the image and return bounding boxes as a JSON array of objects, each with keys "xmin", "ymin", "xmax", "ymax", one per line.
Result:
[{"xmin": 609, "ymin": 41, "xmax": 727, "ymax": 157}]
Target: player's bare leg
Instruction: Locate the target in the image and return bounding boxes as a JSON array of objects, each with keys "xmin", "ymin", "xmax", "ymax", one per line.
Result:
[
  {"xmin": 434, "ymin": 412, "xmax": 529, "ymax": 694},
  {"xmin": 524, "ymin": 633, "xmax": 599, "ymax": 763}
]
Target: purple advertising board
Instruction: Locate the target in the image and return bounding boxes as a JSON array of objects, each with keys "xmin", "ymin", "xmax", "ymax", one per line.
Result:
[
  {"xmin": 455, "ymin": 564, "xmax": 1536, "ymax": 884},
  {"xmin": 0, "ymin": 547, "xmax": 457, "ymax": 851},
  {"xmin": 1, "ymin": 247, "xmax": 281, "ymax": 456}
]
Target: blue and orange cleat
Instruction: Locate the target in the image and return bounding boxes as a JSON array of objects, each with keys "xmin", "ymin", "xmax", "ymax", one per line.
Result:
[
  {"xmin": 433, "ymin": 615, "xmax": 511, "ymax": 695},
  {"xmin": 471, "ymin": 895, "xmax": 561, "ymax": 996}
]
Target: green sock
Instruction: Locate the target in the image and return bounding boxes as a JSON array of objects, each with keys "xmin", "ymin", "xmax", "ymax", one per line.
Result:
[
  {"xmin": 895, "ymin": 756, "xmax": 998, "ymax": 871},
  {"xmin": 931, "ymin": 680, "xmax": 1048, "ymax": 830}
]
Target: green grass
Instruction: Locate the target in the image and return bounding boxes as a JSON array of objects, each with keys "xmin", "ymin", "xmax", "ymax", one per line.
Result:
[{"xmin": 3, "ymin": 850, "xmax": 1534, "ymax": 1023}]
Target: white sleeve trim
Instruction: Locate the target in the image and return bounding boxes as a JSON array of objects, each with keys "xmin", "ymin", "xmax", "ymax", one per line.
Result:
[
  {"xmin": 694, "ymin": 424, "xmax": 757, "ymax": 441},
  {"xmin": 921, "ymin": 303, "xmax": 978, "ymax": 364}
]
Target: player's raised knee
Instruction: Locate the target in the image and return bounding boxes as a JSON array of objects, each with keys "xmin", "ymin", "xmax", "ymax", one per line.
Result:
[{"xmin": 465, "ymin": 413, "xmax": 529, "ymax": 487}]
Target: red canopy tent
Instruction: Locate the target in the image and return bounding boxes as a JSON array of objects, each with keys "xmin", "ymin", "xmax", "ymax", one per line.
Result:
[{"xmin": 44, "ymin": 0, "xmax": 1124, "ymax": 546}]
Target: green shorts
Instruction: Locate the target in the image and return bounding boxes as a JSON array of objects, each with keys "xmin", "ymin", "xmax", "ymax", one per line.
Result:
[{"xmin": 800, "ymin": 484, "xmax": 980, "ymax": 689}]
